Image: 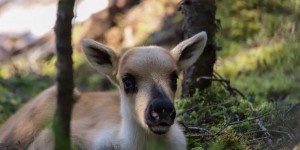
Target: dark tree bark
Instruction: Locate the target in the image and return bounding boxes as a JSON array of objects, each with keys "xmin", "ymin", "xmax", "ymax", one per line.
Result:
[
  {"xmin": 180, "ymin": 0, "xmax": 218, "ymax": 97},
  {"xmin": 52, "ymin": 0, "xmax": 75, "ymax": 150}
]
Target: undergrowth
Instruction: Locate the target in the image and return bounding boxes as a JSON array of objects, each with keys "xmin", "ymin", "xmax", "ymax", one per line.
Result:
[
  {"xmin": 0, "ymin": 75, "xmax": 52, "ymax": 124},
  {"xmin": 176, "ymin": 79, "xmax": 298, "ymax": 149}
]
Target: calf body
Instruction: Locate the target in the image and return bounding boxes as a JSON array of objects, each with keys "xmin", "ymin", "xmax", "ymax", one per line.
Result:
[{"xmin": 0, "ymin": 32, "xmax": 207, "ymax": 150}]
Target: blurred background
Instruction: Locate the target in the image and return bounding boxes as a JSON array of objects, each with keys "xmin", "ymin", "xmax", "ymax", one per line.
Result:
[{"xmin": 0, "ymin": 0, "xmax": 299, "ymax": 149}]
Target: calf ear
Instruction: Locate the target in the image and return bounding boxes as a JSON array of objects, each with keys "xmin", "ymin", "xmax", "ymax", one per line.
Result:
[
  {"xmin": 81, "ymin": 39, "xmax": 119, "ymax": 79},
  {"xmin": 170, "ymin": 31, "xmax": 207, "ymax": 71}
]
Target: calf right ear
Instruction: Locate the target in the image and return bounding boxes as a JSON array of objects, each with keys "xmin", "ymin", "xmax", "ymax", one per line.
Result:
[
  {"xmin": 82, "ymin": 39, "xmax": 119, "ymax": 80},
  {"xmin": 170, "ymin": 31, "xmax": 207, "ymax": 71}
]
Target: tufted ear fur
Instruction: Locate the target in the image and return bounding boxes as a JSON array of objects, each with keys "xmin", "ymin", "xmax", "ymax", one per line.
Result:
[
  {"xmin": 170, "ymin": 31, "xmax": 207, "ymax": 71},
  {"xmin": 81, "ymin": 39, "xmax": 119, "ymax": 83}
]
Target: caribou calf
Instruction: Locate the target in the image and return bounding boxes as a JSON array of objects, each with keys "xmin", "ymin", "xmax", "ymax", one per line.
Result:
[{"xmin": 0, "ymin": 32, "xmax": 207, "ymax": 150}]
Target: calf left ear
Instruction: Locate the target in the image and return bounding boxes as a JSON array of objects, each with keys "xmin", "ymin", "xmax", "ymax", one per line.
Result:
[
  {"xmin": 170, "ymin": 31, "xmax": 207, "ymax": 71},
  {"xmin": 81, "ymin": 39, "xmax": 119, "ymax": 82}
]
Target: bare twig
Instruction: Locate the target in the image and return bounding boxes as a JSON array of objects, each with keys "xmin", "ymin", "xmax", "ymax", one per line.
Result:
[
  {"xmin": 179, "ymin": 121, "xmax": 212, "ymax": 135},
  {"xmin": 215, "ymin": 113, "xmax": 268, "ymax": 135},
  {"xmin": 242, "ymin": 130, "xmax": 293, "ymax": 136},
  {"xmin": 248, "ymin": 102, "xmax": 274, "ymax": 148},
  {"xmin": 197, "ymin": 76, "xmax": 230, "ymax": 83},
  {"xmin": 228, "ymin": 113, "xmax": 269, "ymax": 126},
  {"xmin": 284, "ymin": 102, "xmax": 300, "ymax": 117},
  {"xmin": 248, "ymin": 137, "xmax": 270, "ymax": 144},
  {"xmin": 198, "ymin": 73, "xmax": 246, "ymax": 99},
  {"xmin": 177, "ymin": 105, "xmax": 199, "ymax": 117}
]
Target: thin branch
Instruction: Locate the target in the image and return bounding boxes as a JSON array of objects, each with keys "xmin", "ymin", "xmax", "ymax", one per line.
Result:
[
  {"xmin": 179, "ymin": 121, "xmax": 212, "ymax": 135},
  {"xmin": 242, "ymin": 130, "xmax": 293, "ymax": 136},
  {"xmin": 248, "ymin": 102, "xmax": 275, "ymax": 149},
  {"xmin": 198, "ymin": 74, "xmax": 246, "ymax": 99},
  {"xmin": 176, "ymin": 105, "xmax": 198, "ymax": 117},
  {"xmin": 248, "ymin": 137, "xmax": 270, "ymax": 144},
  {"xmin": 197, "ymin": 76, "xmax": 230, "ymax": 83},
  {"xmin": 228, "ymin": 114, "xmax": 268, "ymax": 126},
  {"xmin": 284, "ymin": 102, "xmax": 300, "ymax": 117},
  {"xmin": 215, "ymin": 114, "xmax": 268, "ymax": 135},
  {"xmin": 186, "ymin": 126, "xmax": 213, "ymax": 135}
]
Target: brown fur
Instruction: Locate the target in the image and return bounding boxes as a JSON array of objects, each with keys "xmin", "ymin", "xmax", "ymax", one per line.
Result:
[{"xmin": 0, "ymin": 86, "xmax": 120, "ymax": 149}]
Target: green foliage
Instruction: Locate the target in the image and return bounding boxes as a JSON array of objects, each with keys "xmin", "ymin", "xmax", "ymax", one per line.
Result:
[
  {"xmin": 215, "ymin": 0, "xmax": 300, "ymax": 106},
  {"xmin": 176, "ymin": 82, "xmax": 270, "ymax": 149},
  {"xmin": 216, "ymin": 40, "xmax": 300, "ymax": 105},
  {"xmin": 0, "ymin": 75, "xmax": 52, "ymax": 124},
  {"xmin": 216, "ymin": 0, "xmax": 299, "ymax": 57}
]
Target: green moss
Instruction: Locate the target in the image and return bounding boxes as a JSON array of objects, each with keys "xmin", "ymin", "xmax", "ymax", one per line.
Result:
[
  {"xmin": 176, "ymin": 81, "xmax": 268, "ymax": 149},
  {"xmin": 209, "ymin": 132, "xmax": 249, "ymax": 150}
]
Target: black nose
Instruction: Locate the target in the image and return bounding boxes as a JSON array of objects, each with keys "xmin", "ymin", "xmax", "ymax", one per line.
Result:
[
  {"xmin": 152, "ymin": 99, "xmax": 176, "ymax": 120},
  {"xmin": 146, "ymin": 99, "xmax": 176, "ymax": 126}
]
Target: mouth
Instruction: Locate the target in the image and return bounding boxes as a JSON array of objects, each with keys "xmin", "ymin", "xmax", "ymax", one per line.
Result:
[
  {"xmin": 146, "ymin": 115, "xmax": 174, "ymax": 135},
  {"xmin": 149, "ymin": 124, "xmax": 171, "ymax": 134}
]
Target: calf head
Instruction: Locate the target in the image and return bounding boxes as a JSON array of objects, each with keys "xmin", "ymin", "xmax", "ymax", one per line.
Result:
[{"xmin": 82, "ymin": 32, "xmax": 207, "ymax": 135}]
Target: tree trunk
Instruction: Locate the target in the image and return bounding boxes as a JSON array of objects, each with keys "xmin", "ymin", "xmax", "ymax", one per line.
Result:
[
  {"xmin": 53, "ymin": 0, "xmax": 75, "ymax": 149},
  {"xmin": 180, "ymin": 0, "xmax": 218, "ymax": 98}
]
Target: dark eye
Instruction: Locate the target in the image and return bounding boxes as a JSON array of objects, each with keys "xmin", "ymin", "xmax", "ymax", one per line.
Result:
[
  {"xmin": 170, "ymin": 71, "xmax": 178, "ymax": 91},
  {"xmin": 122, "ymin": 74, "xmax": 137, "ymax": 93}
]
